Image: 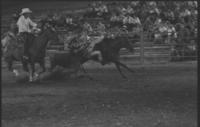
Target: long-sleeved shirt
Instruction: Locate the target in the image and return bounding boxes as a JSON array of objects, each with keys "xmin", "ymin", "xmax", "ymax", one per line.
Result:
[
  {"xmin": 17, "ymin": 15, "xmax": 37, "ymax": 33},
  {"xmin": 123, "ymin": 16, "xmax": 141, "ymax": 25},
  {"xmin": 97, "ymin": 23, "xmax": 106, "ymax": 34},
  {"xmin": 83, "ymin": 23, "xmax": 93, "ymax": 33}
]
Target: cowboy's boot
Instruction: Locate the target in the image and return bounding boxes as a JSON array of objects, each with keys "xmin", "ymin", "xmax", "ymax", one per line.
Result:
[{"xmin": 23, "ymin": 49, "xmax": 29, "ymax": 61}]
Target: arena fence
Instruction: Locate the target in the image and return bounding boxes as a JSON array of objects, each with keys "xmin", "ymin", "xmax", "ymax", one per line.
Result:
[
  {"xmin": 1, "ymin": 18, "xmax": 197, "ymax": 66},
  {"xmin": 46, "ymin": 27, "xmax": 197, "ymax": 65}
]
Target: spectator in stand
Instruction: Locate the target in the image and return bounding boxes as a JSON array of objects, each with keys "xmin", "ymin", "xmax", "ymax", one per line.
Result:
[
  {"xmin": 83, "ymin": 21, "xmax": 93, "ymax": 35},
  {"xmin": 148, "ymin": 1, "xmax": 160, "ymax": 16},
  {"xmin": 121, "ymin": 6, "xmax": 127, "ymax": 15},
  {"xmin": 126, "ymin": 5, "xmax": 134, "ymax": 15},
  {"xmin": 133, "ymin": 15, "xmax": 141, "ymax": 25},
  {"xmin": 144, "ymin": 16, "xmax": 154, "ymax": 40},
  {"xmin": 153, "ymin": 20, "xmax": 167, "ymax": 43},
  {"xmin": 96, "ymin": 21, "xmax": 106, "ymax": 35},
  {"xmin": 65, "ymin": 15, "xmax": 73, "ymax": 25},
  {"xmin": 154, "ymin": 17, "xmax": 162, "ymax": 26},
  {"xmin": 167, "ymin": 10, "xmax": 175, "ymax": 23},
  {"xmin": 118, "ymin": 14, "xmax": 125, "ymax": 27},
  {"xmin": 130, "ymin": 1, "xmax": 139, "ymax": 7},
  {"xmin": 110, "ymin": 13, "xmax": 118, "ymax": 27},
  {"xmin": 100, "ymin": 4, "xmax": 108, "ymax": 13},
  {"xmin": 167, "ymin": 24, "xmax": 177, "ymax": 40},
  {"xmin": 123, "ymin": 14, "xmax": 138, "ymax": 31}
]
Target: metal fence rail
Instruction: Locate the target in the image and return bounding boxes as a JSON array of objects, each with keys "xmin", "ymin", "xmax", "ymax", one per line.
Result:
[{"xmin": 1, "ymin": 14, "xmax": 197, "ymax": 65}]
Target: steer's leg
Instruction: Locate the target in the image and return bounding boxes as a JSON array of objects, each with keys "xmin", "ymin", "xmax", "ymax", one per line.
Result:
[
  {"xmin": 116, "ymin": 61, "xmax": 134, "ymax": 73},
  {"xmin": 79, "ymin": 65, "xmax": 94, "ymax": 80},
  {"xmin": 115, "ymin": 62, "xmax": 127, "ymax": 79}
]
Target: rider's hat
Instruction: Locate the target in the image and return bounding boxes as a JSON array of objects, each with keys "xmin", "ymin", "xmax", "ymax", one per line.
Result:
[{"xmin": 20, "ymin": 8, "xmax": 32, "ymax": 15}]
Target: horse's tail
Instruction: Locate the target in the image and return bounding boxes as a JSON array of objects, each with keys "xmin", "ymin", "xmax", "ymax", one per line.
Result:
[{"xmin": 1, "ymin": 33, "xmax": 9, "ymax": 49}]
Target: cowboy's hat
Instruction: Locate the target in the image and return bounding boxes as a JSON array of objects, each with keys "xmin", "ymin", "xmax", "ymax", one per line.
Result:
[{"xmin": 20, "ymin": 8, "xmax": 32, "ymax": 15}]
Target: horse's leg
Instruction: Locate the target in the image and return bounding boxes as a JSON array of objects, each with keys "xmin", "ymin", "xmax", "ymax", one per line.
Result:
[
  {"xmin": 28, "ymin": 64, "xmax": 33, "ymax": 82},
  {"xmin": 80, "ymin": 65, "xmax": 87, "ymax": 73},
  {"xmin": 28, "ymin": 63, "xmax": 35, "ymax": 82},
  {"xmin": 115, "ymin": 62, "xmax": 127, "ymax": 79},
  {"xmin": 22, "ymin": 61, "xmax": 29, "ymax": 72},
  {"xmin": 7, "ymin": 59, "xmax": 13, "ymax": 72},
  {"xmin": 49, "ymin": 57, "xmax": 56, "ymax": 72},
  {"xmin": 79, "ymin": 65, "xmax": 94, "ymax": 80},
  {"xmin": 72, "ymin": 63, "xmax": 82, "ymax": 78},
  {"xmin": 5, "ymin": 58, "xmax": 20, "ymax": 76},
  {"xmin": 39, "ymin": 59, "xmax": 46, "ymax": 74},
  {"xmin": 115, "ymin": 61, "xmax": 134, "ymax": 73}
]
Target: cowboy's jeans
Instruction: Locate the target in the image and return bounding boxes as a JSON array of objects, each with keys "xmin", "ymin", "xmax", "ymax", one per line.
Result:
[{"xmin": 18, "ymin": 32, "xmax": 30, "ymax": 57}]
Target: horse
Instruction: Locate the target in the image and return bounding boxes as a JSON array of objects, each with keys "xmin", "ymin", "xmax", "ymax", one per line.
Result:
[
  {"xmin": 49, "ymin": 35, "xmax": 135, "ymax": 79},
  {"xmin": 93, "ymin": 35, "xmax": 135, "ymax": 78},
  {"xmin": 2, "ymin": 22, "xmax": 59, "ymax": 82}
]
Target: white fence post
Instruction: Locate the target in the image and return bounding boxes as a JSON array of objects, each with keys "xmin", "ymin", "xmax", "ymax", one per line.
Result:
[{"xmin": 140, "ymin": 26, "xmax": 144, "ymax": 65}]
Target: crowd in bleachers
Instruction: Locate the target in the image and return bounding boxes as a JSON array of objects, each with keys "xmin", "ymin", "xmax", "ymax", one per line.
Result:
[
  {"xmin": 4, "ymin": 1, "xmax": 196, "ymax": 61},
  {"xmin": 7, "ymin": 1, "xmax": 197, "ymax": 46},
  {"xmin": 83, "ymin": 1, "xmax": 197, "ymax": 44}
]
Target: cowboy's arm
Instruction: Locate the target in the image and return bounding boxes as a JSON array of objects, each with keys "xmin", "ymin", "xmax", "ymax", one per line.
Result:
[
  {"xmin": 29, "ymin": 19, "xmax": 38, "ymax": 30},
  {"xmin": 28, "ymin": 18, "xmax": 37, "ymax": 28},
  {"xmin": 28, "ymin": 18, "xmax": 41, "ymax": 32}
]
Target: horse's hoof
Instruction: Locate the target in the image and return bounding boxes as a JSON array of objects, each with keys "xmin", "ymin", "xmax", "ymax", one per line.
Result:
[
  {"xmin": 34, "ymin": 73, "xmax": 39, "ymax": 78},
  {"xmin": 29, "ymin": 77, "xmax": 33, "ymax": 83},
  {"xmin": 13, "ymin": 69, "xmax": 19, "ymax": 76},
  {"xmin": 29, "ymin": 80, "xmax": 33, "ymax": 83},
  {"xmin": 29, "ymin": 78, "xmax": 39, "ymax": 83}
]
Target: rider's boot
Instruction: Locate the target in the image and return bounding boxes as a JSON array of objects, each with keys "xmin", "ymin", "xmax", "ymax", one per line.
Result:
[{"xmin": 23, "ymin": 45, "xmax": 29, "ymax": 61}]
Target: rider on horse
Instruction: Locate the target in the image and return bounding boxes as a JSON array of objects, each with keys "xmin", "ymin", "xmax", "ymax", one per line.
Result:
[
  {"xmin": 16, "ymin": 8, "xmax": 41, "ymax": 61},
  {"xmin": 68, "ymin": 21, "xmax": 103, "ymax": 63}
]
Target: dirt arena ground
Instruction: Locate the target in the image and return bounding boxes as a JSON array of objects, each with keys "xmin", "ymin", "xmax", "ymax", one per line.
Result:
[{"xmin": 2, "ymin": 61, "xmax": 197, "ymax": 127}]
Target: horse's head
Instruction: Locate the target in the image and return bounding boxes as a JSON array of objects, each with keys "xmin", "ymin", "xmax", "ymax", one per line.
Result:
[
  {"xmin": 42, "ymin": 22, "xmax": 60, "ymax": 44},
  {"xmin": 1, "ymin": 32, "xmax": 18, "ymax": 55}
]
